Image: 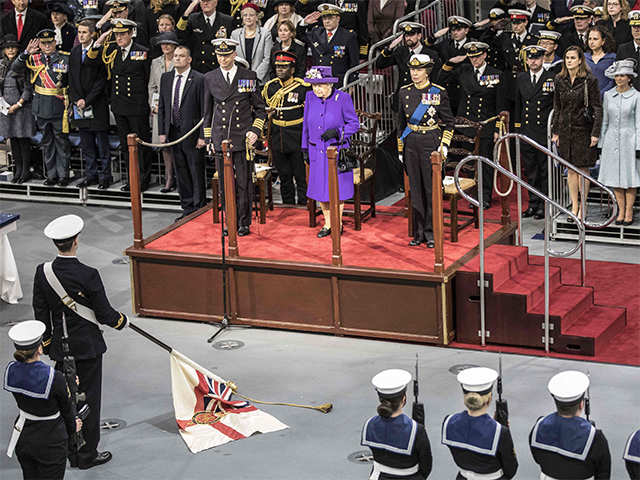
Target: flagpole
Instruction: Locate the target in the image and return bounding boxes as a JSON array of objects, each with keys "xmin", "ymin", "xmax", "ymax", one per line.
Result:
[{"xmin": 129, "ymin": 323, "xmax": 172, "ymax": 353}]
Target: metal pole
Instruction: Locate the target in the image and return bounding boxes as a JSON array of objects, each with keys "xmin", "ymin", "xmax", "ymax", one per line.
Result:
[
  {"xmin": 515, "ymin": 137, "xmax": 523, "ymax": 246},
  {"xmin": 478, "ymin": 158, "xmax": 486, "ymax": 347},
  {"xmin": 544, "ymin": 201, "xmax": 550, "ymax": 353},
  {"xmin": 580, "ymin": 175, "xmax": 586, "ymax": 286}
]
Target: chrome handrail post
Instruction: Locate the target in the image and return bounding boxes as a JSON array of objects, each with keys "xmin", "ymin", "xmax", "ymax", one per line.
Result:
[
  {"xmin": 544, "ymin": 200, "xmax": 550, "ymax": 353},
  {"xmin": 515, "ymin": 135, "xmax": 523, "ymax": 246},
  {"xmin": 477, "ymin": 157, "xmax": 486, "ymax": 347},
  {"xmin": 580, "ymin": 174, "xmax": 586, "ymax": 286}
]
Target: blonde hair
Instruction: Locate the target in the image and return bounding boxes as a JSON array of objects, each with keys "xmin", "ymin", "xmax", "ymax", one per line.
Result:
[
  {"xmin": 602, "ymin": 0, "xmax": 630, "ymax": 20},
  {"xmin": 463, "ymin": 391, "xmax": 492, "ymax": 411}
]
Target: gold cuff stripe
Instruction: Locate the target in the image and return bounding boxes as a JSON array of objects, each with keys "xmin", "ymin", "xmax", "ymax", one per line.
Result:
[
  {"xmin": 442, "ymin": 64, "xmax": 453, "ymax": 71},
  {"xmin": 114, "ymin": 313, "xmax": 125, "ymax": 329},
  {"xmin": 42, "ymin": 338, "xmax": 51, "ymax": 346},
  {"xmin": 87, "ymin": 48, "xmax": 98, "ymax": 60},
  {"xmin": 177, "ymin": 17, "xmax": 188, "ymax": 30}
]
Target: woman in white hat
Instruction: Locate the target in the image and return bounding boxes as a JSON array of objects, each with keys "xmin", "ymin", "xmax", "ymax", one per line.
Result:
[
  {"xmin": 597, "ymin": 58, "xmax": 640, "ymax": 226},
  {"xmin": 4, "ymin": 320, "xmax": 81, "ymax": 479},
  {"xmin": 361, "ymin": 369, "xmax": 432, "ymax": 479},
  {"xmin": 441, "ymin": 367, "xmax": 518, "ymax": 479}
]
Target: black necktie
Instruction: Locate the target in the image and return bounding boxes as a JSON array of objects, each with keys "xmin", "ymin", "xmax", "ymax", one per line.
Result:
[
  {"xmin": 226, "ymin": 72, "xmax": 231, "ymax": 85},
  {"xmin": 531, "ymin": 73, "xmax": 536, "ymax": 85},
  {"xmin": 45, "ymin": 55, "xmax": 50, "ymax": 66},
  {"xmin": 475, "ymin": 68, "xmax": 480, "ymax": 82},
  {"xmin": 172, "ymin": 74, "xmax": 182, "ymax": 125}
]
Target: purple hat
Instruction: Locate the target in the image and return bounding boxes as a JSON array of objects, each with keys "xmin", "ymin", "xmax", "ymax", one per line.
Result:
[{"xmin": 304, "ymin": 65, "xmax": 339, "ymax": 84}]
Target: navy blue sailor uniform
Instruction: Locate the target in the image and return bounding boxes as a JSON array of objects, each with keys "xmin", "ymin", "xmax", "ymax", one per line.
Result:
[
  {"xmin": 306, "ymin": 25, "xmax": 359, "ymax": 86},
  {"xmin": 624, "ymin": 429, "xmax": 640, "ymax": 479},
  {"xmin": 32, "ymin": 256, "xmax": 128, "ymax": 467},
  {"xmin": 441, "ymin": 411, "xmax": 518, "ymax": 480},
  {"xmin": 397, "ymin": 81, "xmax": 454, "ymax": 244},
  {"xmin": 529, "ymin": 413, "xmax": 612, "ymax": 480},
  {"xmin": 361, "ymin": 413, "xmax": 433, "ymax": 479},
  {"xmin": 4, "ymin": 360, "xmax": 76, "ymax": 480}
]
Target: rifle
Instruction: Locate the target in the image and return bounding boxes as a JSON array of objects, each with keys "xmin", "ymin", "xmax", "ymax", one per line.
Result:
[
  {"xmin": 61, "ymin": 314, "xmax": 89, "ymax": 467},
  {"xmin": 585, "ymin": 370, "xmax": 595, "ymax": 426},
  {"xmin": 411, "ymin": 354, "xmax": 425, "ymax": 426},
  {"xmin": 494, "ymin": 353, "xmax": 509, "ymax": 427}
]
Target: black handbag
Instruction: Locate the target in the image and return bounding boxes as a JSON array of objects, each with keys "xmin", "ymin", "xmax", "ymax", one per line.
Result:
[
  {"xmin": 583, "ymin": 79, "xmax": 594, "ymax": 123},
  {"xmin": 336, "ymin": 130, "xmax": 358, "ymax": 173}
]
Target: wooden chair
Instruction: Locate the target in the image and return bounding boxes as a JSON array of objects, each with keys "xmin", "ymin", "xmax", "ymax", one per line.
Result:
[
  {"xmin": 404, "ymin": 116, "xmax": 480, "ymax": 242},
  {"xmin": 307, "ymin": 110, "xmax": 380, "ymax": 230}
]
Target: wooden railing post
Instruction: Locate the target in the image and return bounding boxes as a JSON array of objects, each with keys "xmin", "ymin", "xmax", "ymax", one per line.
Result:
[
  {"xmin": 222, "ymin": 140, "xmax": 239, "ymax": 258},
  {"xmin": 327, "ymin": 146, "xmax": 342, "ymax": 267},
  {"xmin": 127, "ymin": 134, "xmax": 143, "ymax": 249},
  {"xmin": 431, "ymin": 151, "xmax": 444, "ymax": 275},
  {"xmin": 498, "ymin": 113, "xmax": 511, "ymax": 225}
]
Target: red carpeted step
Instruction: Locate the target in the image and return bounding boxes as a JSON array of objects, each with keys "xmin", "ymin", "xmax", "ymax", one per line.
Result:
[
  {"xmin": 530, "ymin": 285, "xmax": 593, "ymax": 330},
  {"xmin": 494, "ymin": 264, "xmax": 563, "ymax": 310},
  {"xmin": 559, "ymin": 305, "xmax": 627, "ymax": 354},
  {"xmin": 460, "ymin": 244, "xmax": 529, "ymax": 288}
]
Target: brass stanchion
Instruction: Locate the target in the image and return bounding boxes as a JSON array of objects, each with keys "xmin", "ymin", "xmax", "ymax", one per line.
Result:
[
  {"xmin": 327, "ymin": 146, "xmax": 342, "ymax": 266},
  {"xmin": 431, "ymin": 151, "xmax": 444, "ymax": 275},
  {"xmin": 127, "ymin": 133, "xmax": 143, "ymax": 249},
  {"xmin": 222, "ymin": 140, "xmax": 239, "ymax": 258}
]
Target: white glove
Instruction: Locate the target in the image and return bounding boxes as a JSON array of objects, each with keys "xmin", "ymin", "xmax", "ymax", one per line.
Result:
[
  {"xmin": 440, "ymin": 146, "xmax": 448, "ymax": 159},
  {"xmin": 398, "ymin": 153, "xmax": 404, "ymax": 164}
]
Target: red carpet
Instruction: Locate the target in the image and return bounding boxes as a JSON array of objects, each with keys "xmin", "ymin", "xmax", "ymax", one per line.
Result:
[{"xmin": 146, "ymin": 206, "xmax": 503, "ymax": 272}]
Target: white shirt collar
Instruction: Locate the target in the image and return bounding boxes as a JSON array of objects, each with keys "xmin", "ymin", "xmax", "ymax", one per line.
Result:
[
  {"xmin": 327, "ymin": 27, "xmax": 337, "ymax": 37},
  {"xmin": 15, "ymin": 8, "xmax": 26, "ymax": 21},
  {"xmin": 175, "ymin": 67, "xmax": 190, "ymax": 79},
  {"xmin": 410, "ymin": 43, "xmax": 423, "ymax": 55},
  {"xmin": 204, "ymin": 11, "xmax": 216, "ymax": 24},
  {"xmin": 531, "ymin": 68, "xmax": 541, "ymax": 81},
  {"xmin": 122, "ymin": 41, "xmax": 133, "ymax": 55},
  {"xmin": 221, "ymin": 64, "xmax": 237, "ymax": 82},
  {"xmin": 454, "ymin": 37, "xmax": 467, "ymax": 48},
  {"xmin": 57, "ymin": 254, "xmax": 77, "ymax": 258},
  {"xmin": 475, "ymin": 62, "xmax": 487, "ymax": 76}
]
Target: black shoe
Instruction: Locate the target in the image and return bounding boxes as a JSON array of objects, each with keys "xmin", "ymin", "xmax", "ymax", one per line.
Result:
[
  {"xmin": 317, "ymin": 227, "xmax": 331, "ymax": 238},
  {"xmin": 160, "ymin": 186, "xmax": 176, "ymax": 193},
  {"xmin": 79, "ymin": 178, "xmax": 97, "ymax": 188},
  {"xmin": 615, "ymin": 219, "xmax": 624, "ymax": 225},
  {"xmin": 533, "ymin": 209, "xmax": 544, "ymax": 220},
  {"xmin": 44, "ymin": 178, "xmax": 57, "ymax": 186},
  {"xmin": 522, "ymin": 207, "xmax": 536, "ymax": 218},
  {"xmin": 409, "ymin": 239, "xmax": 423, "ymax": 247},
  {"xmin": 623, "ymin": 218, "xmax": 634, "ymax": 226},
  {"xmin": 120, "ymin": 184, "xmax": 130, "ymax": 192},
  {"xmin": 97, "ymin": 182, "xmax": 109, "ymax": 190},
  {"xmin": 11, "ymin": 176, "xmax": 18, "ymax": 183},
  {"xmin": 79, "ymin": 451, "xmax": 112, "ymax": 470},
  {"xmin": 426, "ymin": 238, "xmax": 435, "ymax": 248},
  {"xmin": 238, "ymin": 226, "xmax": 250, "ymax": 236},
  {"xmin": 174, "ymin": 214, "xmax": 185, "ymax": 223},
  {"xmin": 57, "ymin": 178, "xmax": 69, "ymax": 187},
  {"xmin": 32, "ymin": 171, "xmax": 44, "ymax": 180}
]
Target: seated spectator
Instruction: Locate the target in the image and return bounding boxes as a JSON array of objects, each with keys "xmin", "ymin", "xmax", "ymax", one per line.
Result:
[
  {"xmin": 0, "ymin": 0, "xmax": 50, "ymax": 52},
  {"xmin": 47, "ymin": 2, "xmax": 76, "ymax": 53},
  {"xmin": 269, "ymin": 19, "xmax": 305, "ymax": 78},
  {"xmin": 150, "ymin": 13, "xmax": 176, "ymax": 58},
  {"xmin": 585, "ymin": 24, "xmax": 617, "ymax": 97},
  {"xmin": 0, "ymin": 34, "xmax": 35, "ymax": 184},
  {"xmin": 231, "ymin": 3, "xmax": 272, "ymax": 85},
  {"xmin": 263, "ymin": 0, "xmax": 303, "ymax": 41}
]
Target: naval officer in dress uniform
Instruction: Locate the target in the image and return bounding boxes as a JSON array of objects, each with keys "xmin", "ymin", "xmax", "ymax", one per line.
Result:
[
  {"xmin": 514, "ymin": 45, "xmax": 556, "ymax": 220},
  {"xmin": 398, "ymin": 53, "xmax": 455, "ymax": 248},
  {"xmin": 32, "ymin": 214, "xmax": 129, "ymax": 470},
  {"xmin": 529, "ymin": 370, "xmax": 612, "ymax": 479},
  {"xmin": 441, "ymin": 367, "xmax": 518, "ymax": 479},
  {"xmin": 262, "ymin": 50, "xmax": 309, "ymax": 205},
  {"xmin": 624, "ymin": 428, "xmax": 640, "ymax": 479},
  {"xmin": 4, "ymin": 320, "xmax": 81, "ymax": 480},
  {"xmin": 203, "ymin": 38, "xmax": 267, "ymax": 236},
  {"xmin": 361, "ymin": 369, "xmax": 433, "ymax": 479}
]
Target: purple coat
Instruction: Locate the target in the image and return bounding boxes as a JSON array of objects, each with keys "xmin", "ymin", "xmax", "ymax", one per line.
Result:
[{"xmin": 301, "ymin": 89, "xmax": 360, "ymax": 202}]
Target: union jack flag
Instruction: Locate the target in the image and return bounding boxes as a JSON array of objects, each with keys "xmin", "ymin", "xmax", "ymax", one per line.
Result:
[{"xmin": 170, "ymin": 351, "xmax": 287, "ymax": 452}]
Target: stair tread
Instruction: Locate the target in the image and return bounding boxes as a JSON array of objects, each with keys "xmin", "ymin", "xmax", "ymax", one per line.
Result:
[
  {"xmin": 562, "ymin": 305, "xmax": 626, "ymax": 337},
  {"xmin": 529, "ymin": 285, "xmax": 592, "ymax": 317},
  {"xmin": 494, "ymin": 264, "xmax": 561, "ymax": 293},
  {"xmin": 460, "ymin": 244, "xmax": 528, "ymax": 272}
]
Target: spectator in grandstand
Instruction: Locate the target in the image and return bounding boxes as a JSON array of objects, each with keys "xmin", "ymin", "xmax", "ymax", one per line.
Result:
[
  {"xmin": 551, "ymin": 45, "xmax": 602, "ymax": 221},
  {"xmin": 47, "ymin": 2, "xmax": 76, "ymax": 53},
  {"xmin": 150, "ymin": 13, "xmax": 176, "ymax": 58},
  {"xmin": 263, "ymin": 0, "xmax": 303, "ymax": 42},
  {"xmin": 231, "ymin": 3, "xmax": 272, "ymax": 85},
  {"xmin": 69, "ymin": 20, "xmax": 112, "ymax": 190},
  {"xmin": 367, "ymin": 0, "xmax": 404, "ymax": 45},
  {"xmin": 616, "ymin": 9, "xmax": 640, "ymax": 90},
  {"xmin": 524, "ymin": 0, "xmax": 551, "ymax": 36},
  {"xmin": 146, "ymin": 0, "xmax": 187, "ymax": 38},
  {"xmin": 597, "ymin": 59, "xmax": 640, "ymax": 226},
  {"xmin": 586, "ymin": 25, "xmax": 617, "ymax": 97},
  {"xmin": 597, "ymin": 0, "xmax": 632, "ymax": 46},
  {"xmin": 0, "ymin": 0, "xmax": 50, "ymax": 52},
  {"xmin": 149, "ymin": 31, "xmax": 177, "ymax": 192},
  {"xmin": 269, "ymin": 19, "xmax": 306, "ymax": 79},
  {"xmin": 0, "ymin": 34, "xmax": 35, "ymax": 184},
  {"xmin": 302, "ymin": 65, "xmax": 359, "ymax": 238},
  {"xmin": 176, "ymin": 0, "xmax": 233, "ymax": 73}
]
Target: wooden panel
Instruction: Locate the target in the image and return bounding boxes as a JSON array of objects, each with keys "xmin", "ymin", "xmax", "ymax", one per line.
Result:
[
  {"xmin": 339, "ymin": 279, "xmax": 440, "ymax": 337},
  {"xmin": 234, "ymin": 270, "xmax": 333, "ymax": 327}
]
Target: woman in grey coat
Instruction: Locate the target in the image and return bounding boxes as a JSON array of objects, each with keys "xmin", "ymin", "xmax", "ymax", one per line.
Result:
[
  {"xmin": 0, "ymin": 34, "xmax": 35, "ymax": 183},
  {"xmin": 231, "ymin": 3, "xmax": 272, "ymax": 85},
  {"xmin": 598, "ymin": 59, "xmax": 640, "ymax": 226}
]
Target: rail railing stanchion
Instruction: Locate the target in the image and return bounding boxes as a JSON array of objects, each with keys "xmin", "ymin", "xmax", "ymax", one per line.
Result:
[
  {"xmin": 222, "ymin": 140, "xmax": 239, "ymax": 258},
  {"xmin": 544, "ymin": 200, "xmax": 551, "ymax": 352},
  {"xmin": 127, "ymin": 133, "xmax": 143, "ymax": 249},
  {"xmin": 431, "ymin": 151, "xmax": 445, "ymax": 275}
]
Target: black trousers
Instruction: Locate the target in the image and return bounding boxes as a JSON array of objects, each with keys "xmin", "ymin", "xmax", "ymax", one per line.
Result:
[
  {"xmin": 16, "ymin": 439, "xmax": 67, "ymax": 480},
  {"xmin": 56, "ymin": 356, "xmax": 102, "ymax": 465},
  {"xmin": 115, "ymin": 114, "xmax": 152, "ymax": 187},
  {"xmin": 170, "ymin": 126, "xmax": 205, "ymax": 214},
  {"xmin": 405, "ymin": 133, "xmax": 437, "ymax": 242},
  {"xmin": 272, "ymin": 149, "xmax": 306, "ymax": 205},
  {"xmin": 521, "ymin": 141, "xmax": 548, "ymax": 210},
  {"xmin": 38, "ymin": 117, "xmax": 70, "ymax": 181},
  {"xmin": 216, "ymin": 150, "xmax": 251, "ymax": 227},
  {"xmin": 79, "ymin": 130, "xmax": 111, "ymax": 184},
  {"xmin": 11, "ymin": 137, "xmax": 31, "ymax": 180},
  {"xmin": 478, "ymin": 136, "xmax": 495, "ymax": 204}
]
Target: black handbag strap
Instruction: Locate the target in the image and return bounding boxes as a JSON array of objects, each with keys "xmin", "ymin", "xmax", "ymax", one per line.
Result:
[{"xmin": 583, "ymin": 78, "xmax": 589, "ymax": 109}]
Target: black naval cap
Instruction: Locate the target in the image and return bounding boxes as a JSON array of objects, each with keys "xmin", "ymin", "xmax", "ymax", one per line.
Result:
[
  {"xmin": 37, "ymin": 29, "xmax": 56, "ymax": 42},
  {"xmin": 522, "ymin": 45, "xmax": 546, "ymax": 59}
]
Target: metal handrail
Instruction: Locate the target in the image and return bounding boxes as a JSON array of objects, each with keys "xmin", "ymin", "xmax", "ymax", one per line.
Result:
[
  {"xmin": 454, "ymin": 155, "xmax": 585, "ymax": 353},
  {"xmin": 392, "ymin": 0, "xmax": 441, "ymax": 35},
  {"xmin": 341, "ymin": 57, "xmax": 376, "ymax": 91}
]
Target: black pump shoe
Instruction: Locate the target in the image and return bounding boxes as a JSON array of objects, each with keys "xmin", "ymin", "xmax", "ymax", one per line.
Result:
[{"xmin": 317, "ymin": 227, "xmax": 331, "ymax": 238}]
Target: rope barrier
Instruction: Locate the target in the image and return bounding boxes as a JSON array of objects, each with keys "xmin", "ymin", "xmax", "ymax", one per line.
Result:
[
  {"xmin": 136, "ymin": 118, "xmax": 205, "ymax": 149},
  {"xmin": 494, "ymin": 121, "xmax": 515, "ymax": 198}
]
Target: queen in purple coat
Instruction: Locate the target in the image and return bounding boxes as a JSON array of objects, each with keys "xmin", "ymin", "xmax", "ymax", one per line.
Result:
[{"xmin": 301, "ymin": 66, "xmax": 360, "ymax": 238}]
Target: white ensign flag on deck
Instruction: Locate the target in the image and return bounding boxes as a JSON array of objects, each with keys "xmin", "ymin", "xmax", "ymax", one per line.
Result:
[{"xmin": 170, "ymin": 350, "xmax": 288, "ymax": 453}]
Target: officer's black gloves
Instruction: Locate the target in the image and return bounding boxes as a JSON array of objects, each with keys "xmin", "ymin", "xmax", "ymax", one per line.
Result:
[
  {"xmin": 302, "ymin": 149, "xmax": 309, "ymax": 164},
  {"xmin": 320, "ymin": 128, "xmax": 339, "ymax": 141}
]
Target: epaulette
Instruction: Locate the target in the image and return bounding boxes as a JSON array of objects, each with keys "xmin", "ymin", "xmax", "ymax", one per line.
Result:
[
  {"xmin": 294, "ymin": 38, "xmax": 305, "ymax": 46},
  {"xmin": 293, "ymin": 77, "xmax": 310, "ymax": 87},
  {"xmin": 400, "ymin": 83, "xmax": 413, "ymax": 90},
  {"xmin": 57, "ymin": 51, "xmax": 70, "ymax": 56},
  {"xmin": 430, "ymin": 83, "xmax": 445, "ymax": 91}
]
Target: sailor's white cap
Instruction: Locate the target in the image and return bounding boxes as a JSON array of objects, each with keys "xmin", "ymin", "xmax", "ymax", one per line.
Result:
[
  {"xmin": 44, "ymin": 214, "xmax": 84, "ymax": 240},
  {"xmin": 372, "ymin": 369, "xmax": 412, "ymax": 396},
  {"xmin": 457, "ymin": 367, "xmax": 498, "ymax": 394},
  {"xmin": 548, "ymin": 370, "xmax": 589, "ymax": 403},
  {"xmin": 9, "ymin": 320, "xmax": 46, "ymax": 350}
]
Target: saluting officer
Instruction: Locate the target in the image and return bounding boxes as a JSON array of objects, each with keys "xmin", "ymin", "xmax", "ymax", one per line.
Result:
[
  {"xmin": 398, "ymin": 54, "xmax": 454, "ymax": 248},
  {"xmin": 624, "ymin": 428, "xmax": 640, "ymax": 479},
  {"xmin": 442, "ymin": 367, "xmax": 518, "ymax": 479},
  {"xmin": 32, "ymin": 214, "xmax": 129, "ymax": 470},
  {"xmin": 14, "ymin": 30, "xmax": 71, "ymax": 187},
  {"xmin": 262, "ymin": 50, "xmax": 309, "ymax": 205},
  {"xmin": 514, "ymin": 45, "xmax": 555, "ymax": 220},
  {"xmin": 4, "ymin": 320, "xmax": 81, "ymax": 480},
  {"xmin": 361, "ymin": 369, "xmax": 433, "ymax": 479},
  {"xmin": 439, "ymin": 41, "xmax": 505, "ymax": 209},
  {"xmin": 538, "ymin": 30, "xmax": 563, "ymax": 75},
  {"xmin": 89, "ymin": 18, "xmax": 152, "ymax": 192},
  {"xmin": 177, "ymin": 0, "xmax": 233, "ymax": 73},
  {"xmin": 529, "ymin": 371, "xmax": 612, "ymax": 479},
  {"xmin": 474, "ymin": 8, "xmax": 509, "ymax": 71},
  {"xmin": 553, "ymin": 5, "xmax": 593, "ymax": 55},
  {"xmin": 305, "ymin": 3, "xmax": 359, "ymax": 86},
  {"xmin": 203, "ymin": 38, "xmax": 267, "ymax": 236}
]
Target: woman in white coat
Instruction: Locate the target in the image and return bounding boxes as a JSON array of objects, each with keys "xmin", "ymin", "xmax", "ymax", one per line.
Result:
[
  {"xmin": 598, "ymin": 59, "xmax": 640, "ymax": 226},
  {"xmin": 231, "ymin": 3, "xmax": 272, "ymax": 85}
]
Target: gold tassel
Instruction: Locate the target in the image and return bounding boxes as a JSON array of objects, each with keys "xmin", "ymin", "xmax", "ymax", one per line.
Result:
[
  {"xmin": 62, "ymin": 88, "xmax": 69, "ymax": 134},
  {"xmin": 228, "ymin": 382, "xmax": 333, "ymax": 414}
]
